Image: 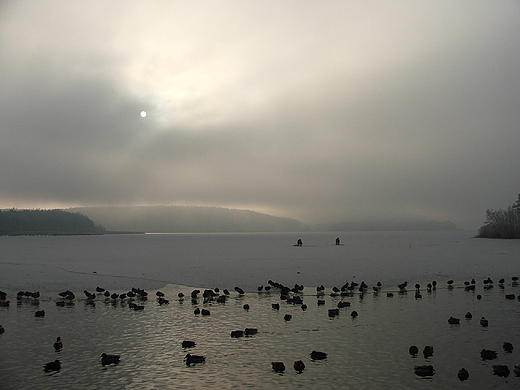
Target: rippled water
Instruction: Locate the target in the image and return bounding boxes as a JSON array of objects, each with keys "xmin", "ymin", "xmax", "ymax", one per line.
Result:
[{"xmin": 1, "ymin": 231, "xmax": 520, "ymax": 389}]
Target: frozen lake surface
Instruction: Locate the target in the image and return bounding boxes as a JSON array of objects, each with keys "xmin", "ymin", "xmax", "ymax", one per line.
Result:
[{"xmin": 1, "ymin": 230, "xmax": 520, "ymax": 389}]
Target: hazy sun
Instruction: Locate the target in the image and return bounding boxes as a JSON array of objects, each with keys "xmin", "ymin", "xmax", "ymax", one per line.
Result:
[{"xmin": 140, "ymin": 110, "xmax": 147, "ymax": 118}]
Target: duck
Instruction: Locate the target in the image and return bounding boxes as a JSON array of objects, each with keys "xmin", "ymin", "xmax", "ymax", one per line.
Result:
[
  {"xmin": 284, "ymin": 314, "xmax": 292, "ymax": 321},
  {"xmin": 294, "ymin": 360, "xmax": 305, "ymax": 373},
  {"xmin": 0, "ymin": 325, "xmax": 4, "ymax": 334},
  {"xmin": 480, "ymin": 317, "xmax": 489, "ymax": 327},
  {"xmin": 448, "ymin": 316, "xmax": 460, "ymax": 324},
  {"xmin": 231, "ymin": 330, "xmax": 244, "ymax": 338},
  {"xmin": 423, "ymin": 345, "xmax": 434, "ymax": 358},
  {"xmin": 480, "ymin": 349, "xmax": 497, "ymax": 360},
  {"xmin": 414, "ymin": 365, "xmax": 435, "ymax": 376},
  {"xmin": 465, "ymin": 312, "xmax": 472, "ymax": 319},
  {"xmin": 271, "ymin": 361, "xmax": 285, "ymax": 373},
  {"xmin": 503, "ymin": 342, "xmax": 514, "ymax": 352},
  {"xmin": 100, "ymin": 353, "xmax": 120, "ymax": 365},
  {"xmin": 35, "ymin": 310, "xmax": 45, "ymax": 317},
  {"xmin": 458, "ymin": 368, "xmax": 469, "ymax": 381},
  {"xmin": 244, "ymin": 328, "xmax": 258, "ymax": 336},
  {"xmin": 182, "ymin": 340, "xmax": 196, "ymax": 348},
  {"xmin": 409, "ymin": 345, "xmax": 419, "ymax": 357},
  {"xmin": 310, "ymin": 350, "xmax": 327, "ymax": 360},
  {"xmin": 234, "ymin": 286, "xmax": 245, "ymax": 295},
  {"xmin": 185, "ymin": 354, "xmax": 205, "ymax": 365},
  {"xmin": 53, "ymin": 337, "xmax": 63, "ymax": 351},
  {"xmin": 493, "ymin": 365, "xmax": 510, "ymax": 377},
  {"xmin": 43, "ymin": 360, "xmax": 61, "ymax": 372},
  {"xmin": 271, "ymin": 303, "xmax": 280, "ymax": 310},
  {"xmin": 351, "ymin": 310, "xmax": 358, "ymax": 318},
  {"xmin": 201, "ymin": 309, "xmax": 210, "ymax": 316},
  {"xmin": 243, "ymin": 304, "xmax": 250, "ymax": 310}
]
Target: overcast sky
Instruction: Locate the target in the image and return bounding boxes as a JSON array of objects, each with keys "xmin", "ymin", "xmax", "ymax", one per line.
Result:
[{"xmin": 1, "ymin": 1, "xmax": 519, "ymax": 229}]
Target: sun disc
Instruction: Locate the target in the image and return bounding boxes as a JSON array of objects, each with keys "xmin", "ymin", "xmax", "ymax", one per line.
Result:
[{"xmin": 140, "ymin": 111, "xmax": 147, "ymax": 118}]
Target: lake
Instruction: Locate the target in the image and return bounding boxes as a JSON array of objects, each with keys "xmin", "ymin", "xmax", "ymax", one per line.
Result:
[{"xmin": 1, "ymin": 230, "xmax": 520, "ymax": 389}]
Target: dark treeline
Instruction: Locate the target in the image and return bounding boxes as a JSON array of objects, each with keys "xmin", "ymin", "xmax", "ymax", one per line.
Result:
[
  {"xmin": 477, "ymin": 193, "xmax": 520, "ymax": 239},
  {"xmin": 0, "ymin": 209, "xmax": 105, "ymax": 235}
]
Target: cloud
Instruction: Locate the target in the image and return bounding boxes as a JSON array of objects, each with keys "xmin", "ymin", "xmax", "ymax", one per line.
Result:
[{"xmin": 1, "ymin": 1, "xmax": 520, "ymax": 229}]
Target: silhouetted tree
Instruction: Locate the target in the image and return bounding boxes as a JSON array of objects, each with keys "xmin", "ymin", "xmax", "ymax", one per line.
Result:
[{"xmin": 477, "ymin": 192, "xmax": 520, "ymax": 239}]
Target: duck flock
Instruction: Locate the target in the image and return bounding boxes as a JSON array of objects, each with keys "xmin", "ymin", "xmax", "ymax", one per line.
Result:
[{"xmin": 1, "ymin": 275, "xmax": 520, "ymax": 384}]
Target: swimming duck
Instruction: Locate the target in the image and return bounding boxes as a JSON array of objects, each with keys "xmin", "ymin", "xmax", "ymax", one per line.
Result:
[
  {"xmin": 448, "ymin": 316, "xmax": 460, "ymax": 324},
  {"xmin": 294, "ymin": 360, "xmax": 305, "ymax": 373},
  {"xmin": 284, "ymin": 314, "xmax": 292, "ymax": 321},
  {"xmin": 271, "ymin": 303, "xmax": 280, "ymax": 310},
  {"xmin": 503, "ymin": 342, "xmax": 514, "ymax": 352},
  {"xmin": 35, "ymin": 310, "xmax": 45, "ymax": 317},
  {"xmin": 465, "ymin": 312, "xmax": 472, "ymax": 319},
  {"xmin": 243, "ymin": 304, "xmax": 250, "ymax": 310},
  {"xmin": 409, "ymin": 345, "xmax": 419, "ymax": 357},
  {"xmin": 182, "ymin": 340, "xmax": 196, "ymax": 348},
  {"xmin": 201, "ymin": 309, "xmax": 210, "ymax": 315},
  {"xmin": 310, "ymin": 350, "xmax": 327, "ymax": 360},
  {"xmin": 480, "ymin": 317, "xmax": 489, "ymax": 327},
  {"xmin": 457, "ymin": 368, "xmax": 469, "ymax": 381},
  {"xmin": 100, "ymin": 353, "xmax": 120, "ymax": 365},
  {"xmin": 480, "ymin": 349, "xmax": 497, "ymax": 360},
  {"xmin": 158, "ymin": 297, "xmax": 169, "ymax": 305},
  {"xmin": 351, "ymin": 310, "xmax": 358, "ymax": 318},
  {"xmin": 414, "ymin": 365, "xmax": 435, "ymax": 376},
  {"xmin": 423, "ymin": 345, "xmax": 434, "ymax": 358},
  {"xmin": 53, "ymin": 337, "xmax": 63, "ymax": 351},
  {"xmin": 43, "ymin": 360, "xmax": 61, "ymax": 372},
  {"xmin": 0, "ymin": 325, "xmax": 5, "ymax": 334},
  {"xmin": 234, "ymin": 286, "xmax": 245, "ymax": 295},
  {"xmin": 231, "ymin": 330, "xmax": 244, "ymax": 338},
  {"xmin": 245, "ymin": 328, "xmax": 258, "ymax": 335},
  {"xmin": 493, "ymin": 365, "xmax": 510, "ymax": 377},
  {"xmin": 185, "ymin": 354, "xmax": 205, "ymax": 365},
  {"xmin": 271, "ymin": 362, "xmax": 285, "ymax": 372}
]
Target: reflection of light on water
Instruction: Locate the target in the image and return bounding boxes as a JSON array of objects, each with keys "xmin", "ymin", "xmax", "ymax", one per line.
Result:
[
  {"xmin": 140, "ymin": 111, "xmax": 147, "ymax": 118},
  {"xmin": 2, "ymin": 283, "xmax": 520, "ymax": 389}
]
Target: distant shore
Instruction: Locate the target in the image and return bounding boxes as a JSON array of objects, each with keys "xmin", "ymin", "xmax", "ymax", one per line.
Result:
[{"xmin": 1, "ymin": 230, "xmax": 144, "ymax": 236}]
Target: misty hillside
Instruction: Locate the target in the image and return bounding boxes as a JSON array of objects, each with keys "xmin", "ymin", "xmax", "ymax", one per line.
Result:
[
  {"xmin": 68, "ymin": 206, "xmax": 311, "ymax": 233},
  {"xmin": 316, "ymin": 219, "xmax": 457, "ymax": 232}
]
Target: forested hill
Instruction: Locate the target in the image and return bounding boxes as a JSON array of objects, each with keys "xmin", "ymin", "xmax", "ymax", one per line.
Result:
[
  {"xmin": 69, "ymin": 206, "xmax": 311, "ymax": 233},
  {"xmin": 0, "ymin": 209, "xmax": 106, "ymax": 235}
]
